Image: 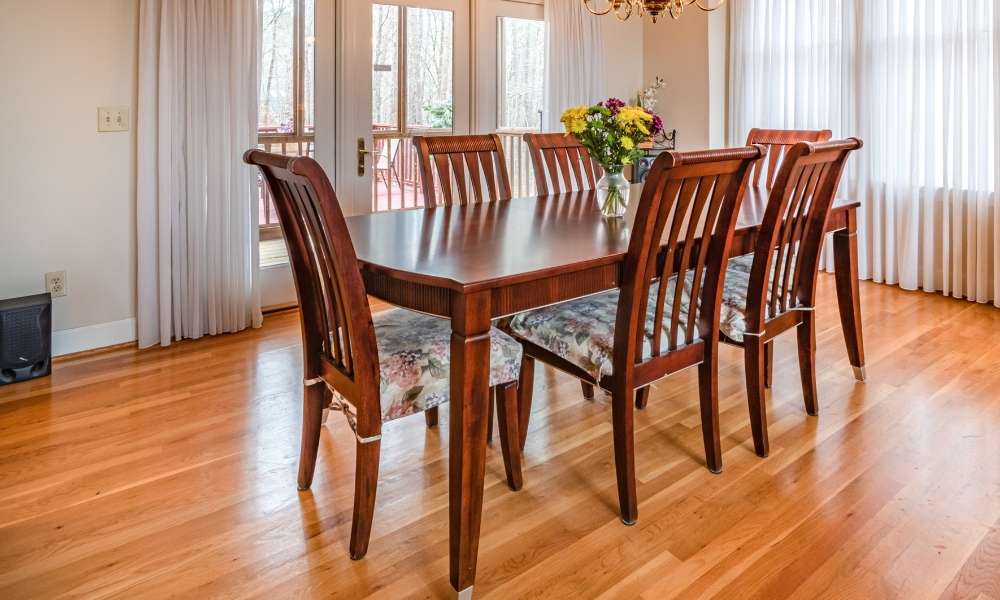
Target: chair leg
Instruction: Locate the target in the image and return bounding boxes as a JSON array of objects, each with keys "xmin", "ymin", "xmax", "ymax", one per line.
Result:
[
  {"xmin": 349, "ymin": 439, "xmax": 381, "ymax": 560},
  {"xmin": 797, "ymin": 313, "xmax": 819, "ymax": 416},
  {"xmin": 425, "ymin": 405, "xmax": 438, "ymax": 428},
  {"xmin": 517, "ymin": 357, "xmax": 535, "ymax": 451},
  {"xmin": 744, "ymin": 338, "xmax": 770, "ymax": 458},
  {"xmin": 635, "ymin": 386, "xmax": 650, "ymax": 410},
  {"xmin": 764, "ymin": 341, "xmax": 774, "ymax": 389},
  {"xmin": 297, "ymin": 382, "xmax": 326, "ymax": 490},
  {"xmin": 495, "ymin": 383, "xmax": 524, "ymax": 491},
  {"xmin": 611, "ymin": 386, "xmax": 639, "ymax": 525},
  {"xmin": 581, "ymin": 382, "xmax": 596, "ymax": 401},
  {"xmin": 698, "ymin": 345, "xmax": 723, "ymax": 473},
  {"xmin": 487, "ymin": 387, "xmax": 496, "ymax": 445}
]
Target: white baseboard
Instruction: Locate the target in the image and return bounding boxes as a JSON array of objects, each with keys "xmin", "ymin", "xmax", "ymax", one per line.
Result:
[{"xmin": 52, "ymin": 318, "xmax": 137, "ymax": 357}]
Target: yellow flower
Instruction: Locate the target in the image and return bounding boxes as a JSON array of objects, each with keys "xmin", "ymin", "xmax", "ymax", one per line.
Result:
[
  {"xmin": 620, "ymin": 136, "xmax": 635, "ymax": 150},
  {"xmin": 615, "ymin": 106, "xmax": 653, "ymax": 136},
  {"xmin": 560, "ymin": 106, "xmax": 589, "ymax": 135}
]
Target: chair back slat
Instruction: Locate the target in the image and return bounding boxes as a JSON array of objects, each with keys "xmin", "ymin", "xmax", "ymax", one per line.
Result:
[
  {"xmin": 746, "ymin": 138, "xmax": 863, "ymax": 334},
  {"xmin": 244, "ymin": 150, "xmax": 382, "ymax": 435},
  {"xmin": 614, "ymin": 146, "xmax": 765, "ymax": 374},
  {"xmin": 746, "ymin": 128, "xmax": 832, "ymax": 190},
  {"xmin": 414, "ymin": 134, "xmax": 512, "ymax": 206},
  {"xmin": 524, "ymin": 133, "xmax": 601, "ymax": 194}
]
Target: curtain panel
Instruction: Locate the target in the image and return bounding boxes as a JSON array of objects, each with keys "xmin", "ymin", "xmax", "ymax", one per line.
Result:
[
  {"xmin": 543, "ymin": 0, "xmax": 607, "ymax": 132},
  {"xmin": 730, "ymin": 0, "xmax": 999, "ymax": 306},
  {"xmin": 137, "ymin": 0, "xmax": 262, "ymax": 348}
]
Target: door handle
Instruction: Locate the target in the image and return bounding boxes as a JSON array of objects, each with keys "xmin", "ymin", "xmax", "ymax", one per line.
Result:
[{"xmin": 357, "ymin": 137, "xmax": 374, "ymax": 176}]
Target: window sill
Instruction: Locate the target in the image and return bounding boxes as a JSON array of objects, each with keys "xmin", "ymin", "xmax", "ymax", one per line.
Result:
[{"xmin": 260, "ymin": 238, "xmax": 289, "ymax": 268}]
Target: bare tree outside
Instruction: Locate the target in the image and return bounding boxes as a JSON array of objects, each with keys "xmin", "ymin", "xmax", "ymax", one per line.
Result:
[{"xmin": 259, "ymin": 0, "xmax": 294, "ymax": 132}]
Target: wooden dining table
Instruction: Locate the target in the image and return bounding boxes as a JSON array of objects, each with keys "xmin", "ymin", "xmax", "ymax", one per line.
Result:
[{"xmin": 344, "ymin": 184, "xmax": 866, "ymax": 599}]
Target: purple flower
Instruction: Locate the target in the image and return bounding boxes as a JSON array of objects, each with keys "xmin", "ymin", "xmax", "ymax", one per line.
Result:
[
  {"xmin": 651, "ymin": 113, "xmax": 664, "ymax": 135},
  {"xmin": 601, "ymin": 97, "xmax": 626, "ymax": 114}
]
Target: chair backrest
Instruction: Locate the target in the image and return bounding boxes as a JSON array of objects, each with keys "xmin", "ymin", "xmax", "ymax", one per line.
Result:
[
  {"xmin": 524, "ymin": 132, "xmax": 601, "ymax": 194},
  {"xmin": 413, "ymin": 134, "xmax": 513, "ymax": 206},
  {"xmin": 746, "ymin": 138, "xmax": 863, "ymax": 333},
  {"xmin": 614, "ymin": 146, "xmax": 766, "ymax": 375},
  {"xmin": 243, "ymin": 150, "xmax": 382, "ymax": 436},
  {"xmin": 745, "ymin": 128, "xmax": 832, "ymax": 190}
]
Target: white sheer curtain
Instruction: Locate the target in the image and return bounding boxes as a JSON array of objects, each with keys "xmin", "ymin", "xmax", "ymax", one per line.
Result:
[
  {"xmin": 543, "ymin": 0, "xmax": 607, "ymax": 132},
  {"xmin": 730, "ymin": 0, "xmax": 1000, "ymax": 306},
  {"xmin": 137, "ymin": 0, "xmax": 262, "ymax": 348}
]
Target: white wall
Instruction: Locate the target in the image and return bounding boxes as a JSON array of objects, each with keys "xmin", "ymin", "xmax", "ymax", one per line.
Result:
[{"xmin": 0, "ymin": 0, "xmax": 139, "ymax": 353}]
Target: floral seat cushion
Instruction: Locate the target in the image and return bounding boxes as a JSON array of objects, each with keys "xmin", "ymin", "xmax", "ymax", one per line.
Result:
[
  {"xmin": 374, "ymin": 309, "xmax": 522, "ymax": 421},
  {"xmin": 720, "ymin": 253, "xmax": 801, "ymax": 342},
  {"xmin": 507, "ymin": 255, "xmax": 769, "ymax": 380},
  {"xmin": 508, "ymin": 277, "xmax": 708, "ymax": 381}
]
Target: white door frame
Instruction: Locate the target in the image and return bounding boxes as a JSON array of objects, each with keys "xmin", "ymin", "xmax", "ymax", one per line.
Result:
[{"xmin": 472, "ymin": 0, "xmax": 543, "ymax": 134}]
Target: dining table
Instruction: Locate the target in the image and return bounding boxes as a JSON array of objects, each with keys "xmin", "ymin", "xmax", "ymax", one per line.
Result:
[{"xmin": 344, "ymin": 183, "xmax": 866, "ymax": 599}]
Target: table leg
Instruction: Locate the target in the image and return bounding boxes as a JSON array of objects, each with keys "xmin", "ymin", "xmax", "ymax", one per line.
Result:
[
  {"xmin": 449, "ymin": 291, "xmax": 492, "ymax": 599},
  {"xmin": 833, "ymin": 211, "xmax": 867, "ymax": 381}
]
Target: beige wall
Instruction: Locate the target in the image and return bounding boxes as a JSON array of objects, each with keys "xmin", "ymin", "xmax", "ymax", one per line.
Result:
[
  {"xmin": 0, "ymin": 0, "xmax": 139, "ymax": 343},
  {"xmin": 602, "ymin": 16, "xmax": 645, "ymax": 102},
  {"xmin": 642, "ymin": 9, "xmax": 727, "ymax": 150}
]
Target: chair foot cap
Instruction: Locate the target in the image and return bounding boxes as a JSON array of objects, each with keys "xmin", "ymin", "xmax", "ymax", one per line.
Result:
[
  {"xmin": 620, "ymin": 517, "xmax": 637, "ymax": 526},
  {"xmin": 708, "ymin": 466, "xmax": 723, "ymax": 475},
  {"xmin": 453, "ymin": 585, "xmax": 474, "ymax": 600},
  {"xmin": 852, "ymin": 366, "xmax": 867, "ymax": 381}
]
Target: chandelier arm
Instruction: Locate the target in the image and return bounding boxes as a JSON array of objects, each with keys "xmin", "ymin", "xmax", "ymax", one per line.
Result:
[
  {"xmin": 583, "ymin": 0, "xmax": 615, "ymax": 17},
  {"xmin": 690, "ymin": 0, "xmax": 726, "ymax": 11},
  {"xmin": 614, "ymin": 0, "xmax": 634, "ymax": 21}
]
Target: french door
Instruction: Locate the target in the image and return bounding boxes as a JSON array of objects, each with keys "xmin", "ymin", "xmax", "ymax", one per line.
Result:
[
  {"xmin": 336, "ymin": 0, "xmax": 544, "ymax": 213},
  {"xmin": 336, "ymin": 0, "xmax": 471, "ymax": 214}
]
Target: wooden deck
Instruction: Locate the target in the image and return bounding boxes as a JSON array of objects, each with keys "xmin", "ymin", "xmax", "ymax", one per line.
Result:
[{"xmin": 1, "ymin": 276, "xmax": 999, "ymax": 599}]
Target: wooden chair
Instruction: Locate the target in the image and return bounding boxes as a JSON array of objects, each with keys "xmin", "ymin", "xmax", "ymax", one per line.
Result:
[
  {"xmin": 522, "ymin": 132, "xmax": 605, "ymax": 405},
  {"xmin": 243, "ymin": 150, "xmax": 525, "ymax": 560},
  {"xmin": 740, "ymin": 128, "xmax": 833, "ymax": 389},
  {"xmin": 524, "ymin": 132, "xmax": 601, "ymax": 195},
  {"xmin": 507, "ymin": 145, "xmax": 765, "ymax": 524},
  {"xmin": 746, "ymin": 128, "xmax": 833, "ymax": 190},
  {"xmin": 413, "ymin": 134, "xmax": 512, "ymax": 206},
  {"xmin": 718, "ymin": 138, "xmax": 863, "ymax": 458}
]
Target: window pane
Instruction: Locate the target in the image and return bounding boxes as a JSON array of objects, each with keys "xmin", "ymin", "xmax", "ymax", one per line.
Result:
[
  {"xmin": 406, "ymin": 8, "xmax": 453, "ymax": 130},
  {"xmin": 499, "ymin": 17, "xmax": 544, "ymax": 130},
  {"xmin": 259, "ymin": 0, "xmax": 295, "ymax": 133},
  {"xmin": 303, "ymin": 0, "xmax": 315, "ymax": 133},
  {"xmin": 372, "ymin": 4, "xmax": 400, "ymax": 129}
]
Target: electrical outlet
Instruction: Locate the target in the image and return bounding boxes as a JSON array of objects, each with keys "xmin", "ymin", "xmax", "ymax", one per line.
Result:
[
  {"xmin": 45, "ymin": 271, "xmax": 67, "ymax": 297},
  {"xmin": 97, "ymin": 106, "xmax": 129, "ymax": 132}
]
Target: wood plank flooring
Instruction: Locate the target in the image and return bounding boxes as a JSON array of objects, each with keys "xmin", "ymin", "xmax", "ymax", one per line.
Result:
[{"xmin": 2, "ymin": 274, "xmax": 999, "ymax": 599}]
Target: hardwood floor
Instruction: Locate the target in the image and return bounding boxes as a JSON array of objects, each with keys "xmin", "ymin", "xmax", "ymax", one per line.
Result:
[{"xmin": 2, "ymin": 275, "xmax": 999, "ymax": 599}]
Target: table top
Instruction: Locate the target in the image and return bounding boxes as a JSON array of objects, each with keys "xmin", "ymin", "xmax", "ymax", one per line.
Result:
[{"xmin": 345, "ymin": 184, "xmax": 858, "ymax": 293}]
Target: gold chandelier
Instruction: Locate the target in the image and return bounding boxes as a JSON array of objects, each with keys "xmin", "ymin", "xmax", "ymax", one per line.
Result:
[{"xmin": 582, "ymin": 0, "xmax": 726, "ymax": 23}]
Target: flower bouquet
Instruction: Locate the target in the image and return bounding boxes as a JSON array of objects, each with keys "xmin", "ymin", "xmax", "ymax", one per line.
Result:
[{"xmin": 560, "ymin": 98, "xmax": 663, "ymax": 217}]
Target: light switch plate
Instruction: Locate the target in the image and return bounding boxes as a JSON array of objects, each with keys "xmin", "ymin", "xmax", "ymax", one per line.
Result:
[{"xmin": 98, "ymin": 106, "xmax": 129, "ymax": 132}]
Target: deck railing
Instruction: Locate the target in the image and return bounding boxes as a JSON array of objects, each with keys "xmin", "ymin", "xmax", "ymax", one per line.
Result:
[
  {"xmin": 370, "ymin": 129, "xmax": 539, "ymax": 212},
  {"xmin": 254, "ymin": 130, "xmax": 539, "ymax": 219},
  {"xmin": 256, "ymin": 133, "xmax": 315, "ymax": 233}
]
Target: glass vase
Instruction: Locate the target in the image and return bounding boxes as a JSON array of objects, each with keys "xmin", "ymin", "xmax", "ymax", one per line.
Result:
[{"xmin": 596, "ymin": 167, "xmax": 630, "ymax": 218}]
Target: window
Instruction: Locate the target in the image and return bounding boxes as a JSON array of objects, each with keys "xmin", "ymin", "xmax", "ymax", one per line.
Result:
[
  {"xmin": 498, "ymin": 17, "xmax": 544, "ymax": 131},
  {"xmin": 258, "ymin": 0, "xmax": 315, "ymax": 261},
  {"xmin": 372, "ymin": 5, "xmax": 454, "ymax": 132}
]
